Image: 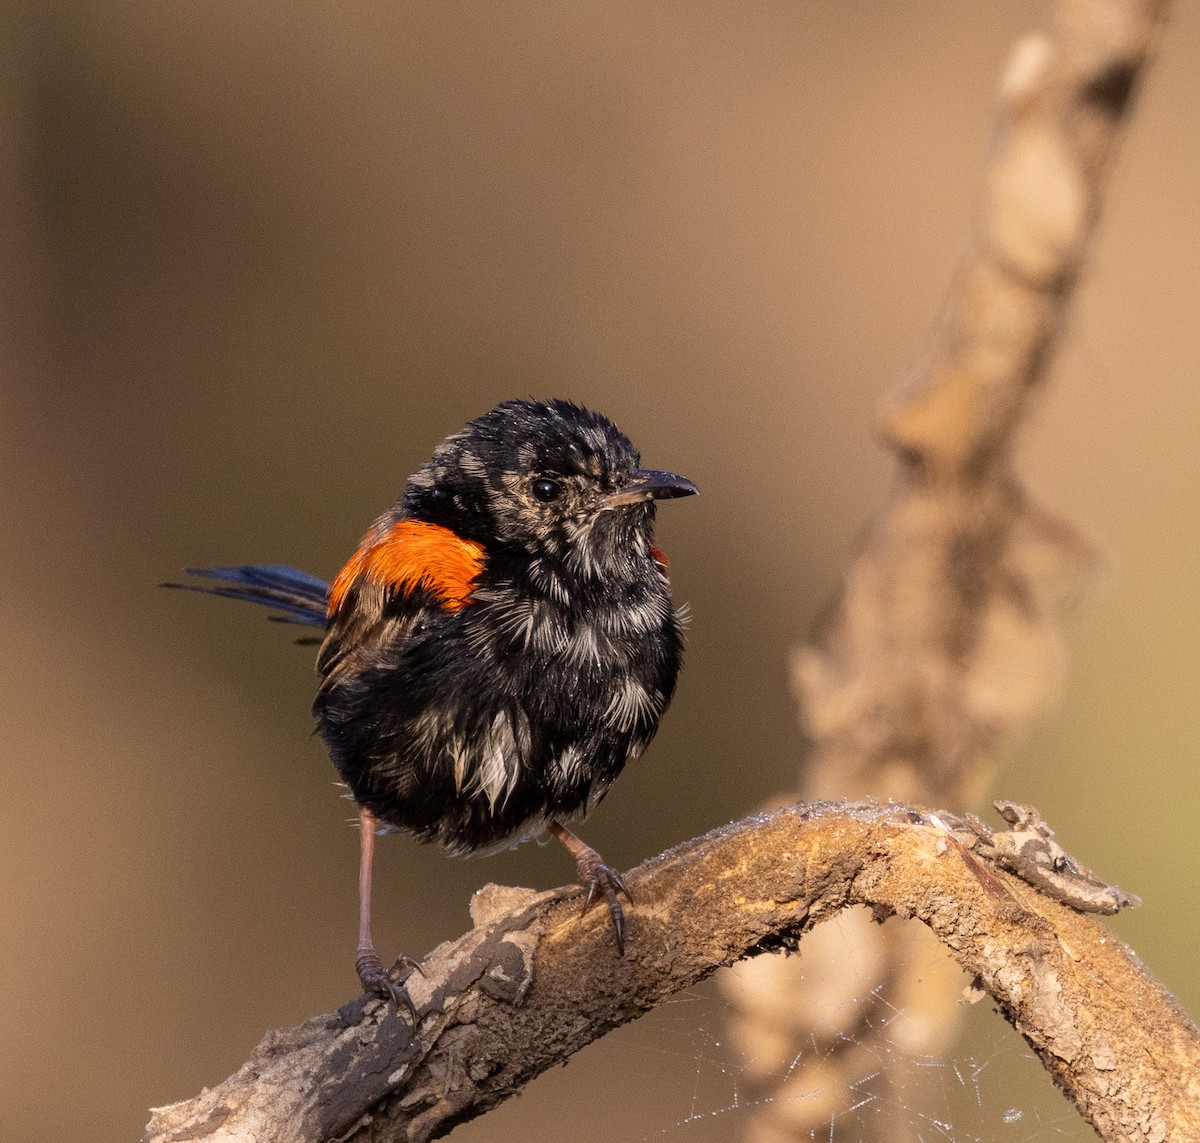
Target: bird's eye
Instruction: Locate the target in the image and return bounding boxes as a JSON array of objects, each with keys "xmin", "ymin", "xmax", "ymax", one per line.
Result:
[{"xmin": 531, "ymin": 477, "xmax": 562, "ymax": 503}]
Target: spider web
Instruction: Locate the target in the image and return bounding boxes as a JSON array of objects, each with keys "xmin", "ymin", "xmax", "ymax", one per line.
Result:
[
  {"xmin": 628, "ymin": 981, "xmax": 1090, "ymax": 1142},
  {"xmin": 456, "ymin": 954, "xmax": 1094, "ymax": 1143}
]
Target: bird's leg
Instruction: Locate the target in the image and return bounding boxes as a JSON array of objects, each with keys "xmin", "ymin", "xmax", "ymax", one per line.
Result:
[
  {"xmin": 354, "ymin": 805, "xmax": 420, "ymax": 1020},
  {"xmin": 549, "ymin": 820, "xmax": 633, "ymax": 955}
]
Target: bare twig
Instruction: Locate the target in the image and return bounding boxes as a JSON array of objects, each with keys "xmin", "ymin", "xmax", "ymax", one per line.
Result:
[
  {"xmin": 144, "ymin": 801, "xmax": 1195, "ymax": 1143},
  {"xmin": 722, "ymin": 3, "xmax": 1171, "ymax": 1138}
]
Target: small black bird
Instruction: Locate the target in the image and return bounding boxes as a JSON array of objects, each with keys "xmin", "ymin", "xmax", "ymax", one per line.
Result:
[{"xmin": 171, "ymin": 399, "xmax": 697, "ymax": 1014}]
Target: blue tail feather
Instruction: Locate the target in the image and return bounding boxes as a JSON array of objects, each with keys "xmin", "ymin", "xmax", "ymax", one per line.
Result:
[{"xmin": 164, "ymin": 564, "xmax": 330, "ymax": 629}]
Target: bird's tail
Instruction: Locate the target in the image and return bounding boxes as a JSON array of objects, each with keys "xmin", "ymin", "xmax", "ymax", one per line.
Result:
[{"xmin": 163, "ymin": 564, "xmax": 331, "ymax": 629}]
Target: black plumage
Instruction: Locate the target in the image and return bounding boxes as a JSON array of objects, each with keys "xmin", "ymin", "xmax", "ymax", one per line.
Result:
[{"xmin": 169, "ymin": 399, "xmax": 697, "ymax": 1012}]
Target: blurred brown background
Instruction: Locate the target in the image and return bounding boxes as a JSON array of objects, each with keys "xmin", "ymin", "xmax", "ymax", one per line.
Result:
[{"xmin": 2, "ymin": 2, "xmax": 1197, "ymax": 1140}]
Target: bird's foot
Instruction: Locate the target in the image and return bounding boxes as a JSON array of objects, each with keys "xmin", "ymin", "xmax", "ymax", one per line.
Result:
[
  {"xmin": 549, "ymin": 820, "xmax": 634, "ymax": 955},
  {"xmin": 576, "ymin": 852, "xmax": 633, "ymax": 955},
  {"xmin": 355, "ymin": 946, "xmax": 421, "ymax": 1023}
]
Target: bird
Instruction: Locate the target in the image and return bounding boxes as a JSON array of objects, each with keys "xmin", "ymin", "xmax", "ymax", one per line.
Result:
[{"xmin": 168, "ymin": 398, "xmax": 697, "ymax": 1017}]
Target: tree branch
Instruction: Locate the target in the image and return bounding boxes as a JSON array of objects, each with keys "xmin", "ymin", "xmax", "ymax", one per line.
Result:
[
  {"xmin": 796, "ymin": 0, "xmax": 1170, "ymax": 810},
  {"xmin": 725, "ymin": 3, "xmax": 1170, "ymax": 1136},
  {"xmin": 145, "ymin": 801, "xmax": 1197, "ymax": 1143}
]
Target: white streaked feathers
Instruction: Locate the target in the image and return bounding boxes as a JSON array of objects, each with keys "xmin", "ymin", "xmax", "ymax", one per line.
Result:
[
  {"xmin": 466, "ymin": 590, "xmax": 570, "ymax": 656},
  {"xmin": 603, "ymin": 676, "xmax": 665, "ymax": 731},
  {"xmin": 470, "ymin": 577, "xmax": 675, "ymax": 663},
  {"xmin": 453, "ymin": 709, "xmax": 530, "ymax": 810},
  {"xmin": 555, "ymin": 744, "xmax": 586, "ymax": 784},
  {"xmin": 442, "ymin": 679, "xmax": 663, "ymax": 813}
]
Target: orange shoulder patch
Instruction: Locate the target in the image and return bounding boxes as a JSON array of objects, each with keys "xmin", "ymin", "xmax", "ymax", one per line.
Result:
[
  {"xmin": 328, "ymin": 519, "xmax": 485, "ymax": 616},
  {"xmin": 648, "ymin": 542, "xmax": 669, "ymax": 571}
]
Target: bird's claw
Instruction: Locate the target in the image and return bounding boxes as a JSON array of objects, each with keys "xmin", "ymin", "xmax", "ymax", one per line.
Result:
[
  {"xmin": 577, "ymin": 856, "xmax": 633, "ymax": 955},
  {"xmin": 391, "ymin": 952, "xmax": 426, "ymax": 979},
  {"xmin": 356, "ymin": 947, "xmax": 420, "ymax": 1024}
]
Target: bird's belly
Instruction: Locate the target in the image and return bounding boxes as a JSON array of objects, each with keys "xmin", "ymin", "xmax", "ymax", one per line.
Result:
[
  {"xmin": 320, "ymin": 669, "xmax": 665, "ymax": 855},
  {"xmin": 317, "ymin": 588, "xmax": 680, "ymax": 855}
]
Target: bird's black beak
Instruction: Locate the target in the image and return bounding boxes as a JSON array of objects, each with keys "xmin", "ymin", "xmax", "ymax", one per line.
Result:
[{"xmin": 606, "ymin": 469, "xmax": 699, "ymax": 508}]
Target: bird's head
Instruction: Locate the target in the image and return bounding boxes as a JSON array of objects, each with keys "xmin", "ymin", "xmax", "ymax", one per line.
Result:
[{"xmin": 403, "ymin": 399, "xmax": 697, "ymax": 581}]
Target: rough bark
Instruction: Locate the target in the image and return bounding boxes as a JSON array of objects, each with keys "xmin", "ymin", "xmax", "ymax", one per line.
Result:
[{"xmin": 144, "ymin": 801, "xmax": 1196, "ymax": 1143}]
